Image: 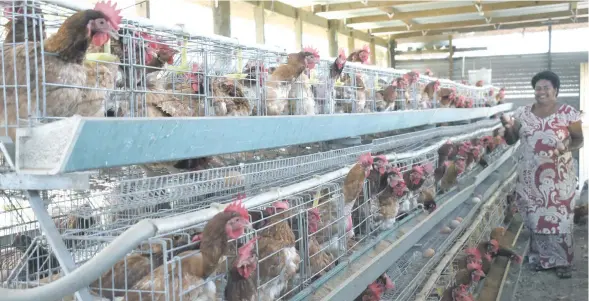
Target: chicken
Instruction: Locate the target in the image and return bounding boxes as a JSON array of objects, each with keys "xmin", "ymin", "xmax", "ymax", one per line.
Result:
[
  {"xmin": 475, "ymin": 80, "xmax": 484, "ymax": 87},
  {"xmin": 403, "ymin": 162, "xmax": 434, "ymax": 192},
  {"xmin": 84, "ymin": 234, "xmax": 191, "ymax": 300},
  {"xmin": 347, "ymin": 45, "xmax": 370, "ymax": 64},
  {"xmin": 266, "ymin": 51, "xmax": 318, "ymax": 115},
  {"xmin": 312, "ymin": 188, "xmax": 347, "ymax": 260},
  {"xmin": 476, "ymin": 240, "xmax": 498, "ymax": 274},
  {"xmin": 417, "ymin": 186, "xmax": 437, "ymax": 213},
  {"xmin": 437, "ymin": 87, "xmax": 456, "ymax": 108},
  {"xmin": 306, "ymin": 207, "xmax": 334, "ymax": 279},
  {"xmin": 126, "ymin": 197, "xmax": 252, "ymax": 301},
  {"xmin": 366, "ymin": 155, "xmax": 389, "ymax": 198},
  {"xmin": 454, "ymin": 261, "xmax": 485, "ymax": 286},
  {"xmin": 375, "ymin": 166, "xmax": 409, "ymax": 230},
  {"xmin": 437, "ymin": 157, "xmax": 466, "ymax": 192},
  {"xmin": 437, "ymin": 140, "xmax": 456, "ymax": 164},
  {"xmin": 343, "ymin": 153, "xmax": 374, "ymax": 238},
  {"xmin": 420, "ymin": 80, "xmax": 440, "ymax": 107},
  {"xmin": 0, "ymin": 1, "xmax": 122, "ymax": 141},
  {"xmin": 455, "ymin": 247, "xmax": 483, "ymax": 271},
  {"xmin": 403, "ymin": 70, "xmax": 420, "ymax": 105},
  {"xmin": 454, "ymin": 95, "xmax": 466, "ymax": 108},
  {"xmin": 354, "ymin": 273, "xmax": 394, "ymax": 301},
  {"xmin": 489, "ymin": 239, "xmax": 522, "ymax": 264},
  {"xmin": 496, "ymin": 87, "xmax": 506, "ymax": 104},
  {"xmin": 54, "ymin": 202, "xmax": 97, "ymax": 249},
  {"xmin": 241, "ymin": 61, "xmax": 268, "ymax": 116},
  {"xmin": 288, "ymin": 46, "xmax": 319, "ymax": 115},
  {"xmin": 424, "ymin": 69, "xmax": 434, "ymax": 77},
  {"xmin": 2, "ymin": 3, "xmax": 46, "ymax": 43},
  {"xmin": 224, "ymin": 237, "xmax": 259, "ymax": 301},
  {"xmin": 312, "ymin": 48, "xmax": 346, "ymax": 114},
  {"xmin": 256, "ymin": 201, "xmax": 301, "ymax": 301},
  {"xmin": 11, "ymin": 234, "xmax": 60, "ymax": 281}
]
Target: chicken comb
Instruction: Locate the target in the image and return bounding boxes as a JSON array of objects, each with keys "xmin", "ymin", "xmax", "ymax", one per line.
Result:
[
  {"xmin": 465, "ymin": 247, "xmax": 482, "ymax": 259},
  {"xmin": 362, "ymin": 44, "xmax": 371, "ymax": 55},
  {"xmin": 422, "ymin": 162, "xmax": 434, "ymax": 174},
  {"xmin": 3, "ymin": 6, "xmax": 23, "ymax": 21},
  {"xmin": 358, "ymin": 152, "xmax": 373, "ymax": 163},
  {"xmin": 94, "ymin": 1, "xmax": 123, "ymax": 30},
  {"xmin": 191, "ymin": 233, "xmax": 201, "ymax": 243},
  {"xmin": 411, "ymin": 165, "xmax": 424, "ymax": 175},
  {"xmin": 308, "ymin": 207, "xmax": 321, "ymax": 222},
  {"xmin": 302, "ymin": 46, "xmax": 320, "ymax": 60},
  {"xmin": 338, "ymin": 48, "xmax": 347, "ymax": 60},
  {"xmin": 238, "ymin": 236, "xmax": 259, "ymax": 256},
  {"xmin": 224, "ymin": 195, "xmax": 249, "ymax": 220}
]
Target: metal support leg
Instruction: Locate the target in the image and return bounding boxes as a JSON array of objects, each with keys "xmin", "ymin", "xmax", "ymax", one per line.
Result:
[{"xmin": 26, "ymin": 190, "xmax": 93, "ymax": 301}]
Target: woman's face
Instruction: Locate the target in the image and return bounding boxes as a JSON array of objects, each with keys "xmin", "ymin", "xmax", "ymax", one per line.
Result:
[{"xmin": 534, "ymin": 79, "xmax": 557, "ymax": 104}]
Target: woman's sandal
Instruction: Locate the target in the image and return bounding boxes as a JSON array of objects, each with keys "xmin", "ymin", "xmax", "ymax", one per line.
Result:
[{"xmin": 556, "ymin": 266, "xmax": 572, "ymax": 279}]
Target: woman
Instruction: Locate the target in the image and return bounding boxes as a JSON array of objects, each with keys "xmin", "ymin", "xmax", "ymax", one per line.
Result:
[{"xmin": 501, "ymin": 70, "xmax": 584, "ymax": 278}]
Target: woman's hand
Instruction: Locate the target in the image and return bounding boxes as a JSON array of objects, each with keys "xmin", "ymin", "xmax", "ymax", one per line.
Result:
[{"xmin": 554, "ymin": 137, "xmax": 571, "ymax": 156}]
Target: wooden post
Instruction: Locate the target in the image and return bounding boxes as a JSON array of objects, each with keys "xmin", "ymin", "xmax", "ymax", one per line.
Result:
[
  {"xmin": 347, "ymin": 31, "xmax": 355, "ymax": 52},
  {"xmin": 213, "ymin": 0, "xmax": 231, "ymax": 37},
  {"xmin": 328, "ymin": 20, "xmax": 338, "ymax": 57},
  {"xmin": 548, "ymin": 24, "xmax": 553, "ymax": 71},
  {"xmin": 448, "ymin": 35, "xmax": 454, "ymax": 79},
  {"xmin": 370, "ymin": 38, "xmax": 376, "ymax": 65},
  {"xmin": 135, "ymin": 0, "xmax": 150, "ymax": 18},
  {"xmin": 388, "ymin": 38, "xmax": 396, "ymax": 68},
  {"xmin": 295, "ymin": 9, "xmax": 303, "ymax": 50},
  {"xmin": 254, "ymin": 2, "xmax": 265, "ymax": 44}
]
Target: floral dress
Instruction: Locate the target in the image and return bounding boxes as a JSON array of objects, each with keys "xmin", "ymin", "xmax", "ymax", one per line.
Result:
[{"xmin": 513, "ymin": 104, "xmax": 581, "ymax": 268}]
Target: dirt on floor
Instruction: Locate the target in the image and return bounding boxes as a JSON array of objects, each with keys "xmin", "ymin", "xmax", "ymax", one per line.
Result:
[{"xmin": 513, "ymin": 189, "xmax": 589, "ymax": 301}]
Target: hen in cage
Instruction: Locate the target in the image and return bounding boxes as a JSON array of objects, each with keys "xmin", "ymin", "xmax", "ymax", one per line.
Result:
[
  {"xmin": 347, "ymin": 45, "xmax": 370, "ymax": 64},
  {"xmin": 255, "ymin": 200, "xmax": 301, "ymax": 301},
  {"xmin": 10, "ymin": 234, "xmax": 60, "ymax": 281},
  {"xmin": 343, "ymin": 153, "xmax": 373, "ymax": 239},
  {"xmin": 354, "ymin": 273, "xmax": 394, "ymax": 301},
  {"xmin": 0, "ymin": 1, "xmax": 122, "ymax": 141},
  {"xmin": 311, "ymin": 48, "xmax": 346, "ymax": 114},
  {"xmin": 2, "ymin": 2, "xmax": 46, "ymax": 43},
  {"xmin": 373, "ymin": 165, "xmax": 409, "ymax": 230},
  {"xmin": 264, "ymin": 50, "xmax": 319, "ymax": 115},
  {"xmin": 123, "ymin": 196, "xmax": 251, "ymax": 301},
  {"xmin": 224, "ymin": 236, "xmax": 259, "ymax": 301},
  {"xmin": 309, "ymin": 186, "xmax": 347, "ymax": 264},
  {"xmin": 420, "ymin": 79, "xmax": 439, "ymax": 109},
  {"xmin": 287, "ymin": 46, "xmax": 319, "ymax": 115}
]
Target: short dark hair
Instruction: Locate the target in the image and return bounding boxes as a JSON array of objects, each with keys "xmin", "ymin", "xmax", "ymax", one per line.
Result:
[{"xmin": 532, "ymin": 71, "xmax": 560, "ymax": 96}]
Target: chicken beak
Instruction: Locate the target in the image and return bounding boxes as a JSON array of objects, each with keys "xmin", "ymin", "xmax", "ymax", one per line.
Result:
[{"xmin": 108, "ymin": 28, "xmax": 119, "ymax": 40}]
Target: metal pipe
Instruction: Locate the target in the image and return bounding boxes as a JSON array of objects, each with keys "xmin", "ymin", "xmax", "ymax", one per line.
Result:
[
  {"xmin": 414, "ymin": 171, "xmax": 517, "ymax": 301},
  {"xmin": 0, "ymin": 123, "xmax": 505, "ymax": 300},
  {"xmin": 24, "ymin": 191, "xmax": 97, "ymax": 301}
]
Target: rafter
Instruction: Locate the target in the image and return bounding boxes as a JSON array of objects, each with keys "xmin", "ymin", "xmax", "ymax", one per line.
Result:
[
  {"xmin": 347, "ymin": 1, "xmax": 577, "ymax": 25},
  {"xmin": 314, "ymin": 1, "xmax": 422, "ymax": 13},
  {"xmin": 389, "ymin": 16, "xmax": 588, "ymax": 39},
  {"xmin": 371, "ymin": 9, "xmax": 588, "ymax": 34}
]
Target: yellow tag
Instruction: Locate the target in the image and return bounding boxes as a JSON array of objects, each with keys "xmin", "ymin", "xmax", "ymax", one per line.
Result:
[
  {"xmin": 374, "ymin": 74, "xmax": 380, "ymax": 90},
  {"xmin": 436, "ymin": 287, "xmax": 444, "ymax": 296},
  {"xmin": 181, "ymin": 37, "xmax": 188, "ymax": 66},
  {"xmin": 85, "ymin": 53, "xmax": 118, "ymax": 63},
  {"xmin": 312, "ymin": 190, "xmax": 321, "ymax": 208},
  {"xmin": 335, "ymin": 79, "xmax": 344, "ymax": 87}
]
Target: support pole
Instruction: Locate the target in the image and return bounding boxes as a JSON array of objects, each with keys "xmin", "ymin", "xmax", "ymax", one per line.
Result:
[
  {"xmin": 347, "ymin": 31, "xmax": 355, "ymax": 52},
  {"xmin": 370, "ymin": 38, "xmax": 376, "ymax": 65},
  {"xmin": 254, "ymin": 2, "xmax": 265, "ymax": 44},
  {"xmin": 213, "ymin": 0, "xmax": 231, "ymax": 37},
  {"xmin": 389, "ymin": 38, "xmax": 396, "ymax": 68},
  {"xmin": 548, "ymin": 24, "xmax": 553, "ymax": 71},
  {"xmin": 135, "ymin": 0, "xmax": 150, "ymax": 18},
  {"xmin": 26, "ymin": 190, "xmax": 94, "ymax": 301},
  {"xmin": 449, "ymin": 35, "xmax": 454, "ymax": 79},
  {"xmin": 328, "ymin": 20, "xmax": 338, "ymax": 57},
  {"xmin": 295, "ymin": 8, "xmax": 303, "ymax": 50}
]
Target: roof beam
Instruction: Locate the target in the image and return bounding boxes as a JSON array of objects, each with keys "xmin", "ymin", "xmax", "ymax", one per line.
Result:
[
  {"xmin": 371, "ymin": 9, "xmax": 588, "ymax": 34},
  {"xmin": 395, "ymin": 46, "xmax": 487, "ymax": 55},
  {"xmin": 315, "ymin": 1, "xmax": 421, "ymax": 13},
  {"xmin": 347, "ymin": 1, "xmax": 577, "ymax": 25},
  {"xmin": 389, "ymin": 16, "xmax": 588, "ymax": 39},
  {"xmin": 241, "ymin": 0, "xmax": 388, "ymax": 47}
]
